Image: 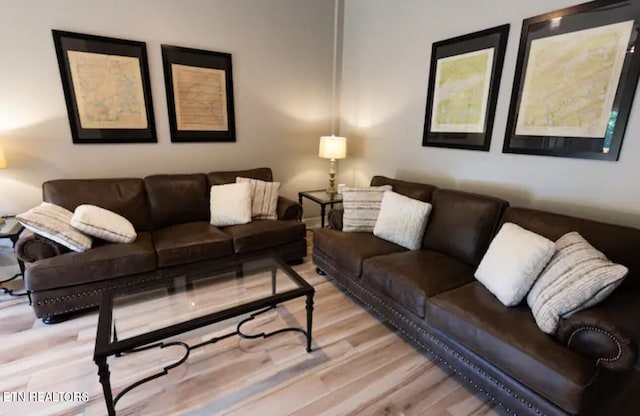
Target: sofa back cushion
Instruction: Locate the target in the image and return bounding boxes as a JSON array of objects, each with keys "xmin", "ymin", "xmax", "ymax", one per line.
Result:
[
  {"xmin": 208, "ymin": 167, "xmax": 273, "ymax": 186},
  {"xmin": 144, "ymin": 174, "xmax": 209, "ymax": 229},
  {"xmin": 423, "ymin": 189, "xmax": 508, "ymax": 266},
  {"xmin": 43, "ymin": 178, "xmax": 151, "ymax": 231},
  {"xmin": 502, "ymin": 207, "xmax": 640, "ymax": 290},
  {"xmin": 370, "ymin": 176, "xmax": 436, "ymax": 202}
]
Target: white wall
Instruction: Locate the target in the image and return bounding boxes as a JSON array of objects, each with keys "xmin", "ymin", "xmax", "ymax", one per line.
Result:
[
  {"xmin": 0, "ymin": 0, "xmax": 335, "ymax": 217},
  {"xmin": 339, "ymin": 0, "xmax": 640, "ymax": 228}
]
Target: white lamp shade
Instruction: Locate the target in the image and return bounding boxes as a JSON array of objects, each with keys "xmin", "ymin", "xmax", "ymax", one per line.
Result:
[
  {"xmin": 319, "ymin": 135, "xmax": 347, "ymax": 159},
  {"xmin": 0, "ymin": 145, "xmax": 6, "ymax": 169}
]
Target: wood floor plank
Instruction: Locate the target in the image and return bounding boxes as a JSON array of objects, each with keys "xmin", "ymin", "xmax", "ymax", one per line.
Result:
[{"xmin": 0, "ymin": 232, "xmax": 496, "ymax": 415}]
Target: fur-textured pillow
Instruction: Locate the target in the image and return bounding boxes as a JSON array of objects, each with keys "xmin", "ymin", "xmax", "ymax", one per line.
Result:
[
  {"xmin": 17, "ymin": 202, "xmax": 92, "ymax": 252},
  {"xmin": 71, "ymin": 205, "xmax": 137, "ymax": 243},
  {"xmin": 475, "ymin": 223, "xmax": 555, "ymax": 306},
  {"xmin": 373, "ymin": 191, "xmax": 432, "ymax": 250},
  {"xmin": 527, "ymin": 232, "xmax": 628, "ymax": 334},
  {"xmin": 210, "ymin": 182, "xmax": 252, "ymax": 227},
  {"xmin": 342, "ymin": 185, "xmax": 392, "ymax": 232},
  {"xmin": 236, "ymin": 177, "xmax": 280, "ymax": 220}
]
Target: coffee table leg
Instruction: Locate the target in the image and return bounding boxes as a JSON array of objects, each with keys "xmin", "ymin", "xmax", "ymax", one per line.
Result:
[
  {"xmin": 271, "ymin": 269, "xmax": 277, "ymax": 295},
  {"xmin": 306, "ymin": 293, "xmax": 314, "ymax": 352},
  {"xmin": 96, "ymin": 357, "xmax": 116, "ymax": 416}
]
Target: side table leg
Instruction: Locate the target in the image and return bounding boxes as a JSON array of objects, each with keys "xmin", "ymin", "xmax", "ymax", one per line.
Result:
[
  {"xmin": 320, "ymin": 205, "xmax": 326, "ymax": 228},
  {"xmin": 306, "ymin": 294, "xmax": 314, "ymax": 352},
  {"xmin": 96, "ymin": 357, "xmax": 116, "ymax": 416}
]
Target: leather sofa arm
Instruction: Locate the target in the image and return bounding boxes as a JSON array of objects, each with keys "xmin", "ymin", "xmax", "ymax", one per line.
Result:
[
  {"xmin": 15, "ymin": 231, "xmax": 70, "ymax": 263},
  {"xmin": 328, "ymin": 208, "xmax": 343, "ymax": 230},
  {"xmin": 556, "ymin": 291, "xmax": 639, "ymax": 371},
  {"xmin": 277, "ymin": 196, "xmax": 303, "ymax": 221}
]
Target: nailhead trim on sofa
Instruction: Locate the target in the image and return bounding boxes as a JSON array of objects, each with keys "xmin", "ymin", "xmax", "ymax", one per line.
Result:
[
  {"xmin": 33, "ymin": 275, "xmax": 160, "ymax": 317},
  {"xmin": 567, "ymin": 326, "xmax": 623, "ymax": 365},
  {"xmin": 314, "ymin": 250, "xmax": 551, "ymax": 416}
]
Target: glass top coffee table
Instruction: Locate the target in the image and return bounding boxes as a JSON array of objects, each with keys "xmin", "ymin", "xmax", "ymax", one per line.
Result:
[{"xmin": 93, "ymin": 256, "xmax": 315, "ymax": 416}]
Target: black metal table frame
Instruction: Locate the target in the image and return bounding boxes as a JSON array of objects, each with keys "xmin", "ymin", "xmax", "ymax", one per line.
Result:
[
  {"xmin": 1, "ymin": 220, "xmax": 27, "ymax": 297},
  {"xmin": 298, "ymin": 190, "xmax": 343, "ymax": 228},
  {"xmin": 93, "ymin": 256, "xmax": 315, "ymax": 416}
]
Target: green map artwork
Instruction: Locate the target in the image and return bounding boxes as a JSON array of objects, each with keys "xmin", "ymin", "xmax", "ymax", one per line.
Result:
[
  {"xmin": 430, "ymin": 48, "xmax": 494, "ymax": 133},
  {"xmin": 516, "ymin": 20, "xmax": 633, "ymax": 138},
  {"xmin": 67, "ymin": 50, "xmax": 148, "ymax": 129}
]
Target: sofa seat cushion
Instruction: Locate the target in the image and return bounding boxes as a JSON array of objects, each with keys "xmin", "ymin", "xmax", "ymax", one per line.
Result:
[
  {"xmin": 222, "ymin": 220, "xmax": 305, "ymax": 254},
  {"xmin": 313, "ymin": 228, "xmax": 406, "ymax": 278},
  {"xmin": 153, "ymin": 222, "xmax": 234, "ymax": 268},
  {"xmin": 363, "ymin": 250, "xmax": 474, "ymax": 318},
  {"xmin": 427, "ymin": 281, "xmax": 598, "ymax": 414},
  {"xmin": 25, "ymin": 232, "xmax": 156, "ymax": 291}
]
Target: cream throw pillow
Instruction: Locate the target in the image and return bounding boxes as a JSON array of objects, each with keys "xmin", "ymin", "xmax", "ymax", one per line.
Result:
[
  {"xmin": 527, "ymin": 232, "xmax": 628, "ymax": 334},
  {"xmin": 475, "ymin": 223, "xmax": 555, "ymax": 306},
  {"xmin": 17, "ymin": 202, "xmax": 92, "ymax": 252},
  {"xmin": 236, "ymin": 177, "xmax": 280, "ymax": 220},
  {"xmin": 374, "ymin": 191, "xmax": 432, "ymax": 250},
  {"xmin": 210, "ymin": 182, "xmax": 252, "ymax": 227},
  {"xmin": 342, "ymin": 185, "xmax": 392, "ymax": 232},
  {"xmin": 71, "ymin": 205, "xmax": 137, "ymax": 243}
]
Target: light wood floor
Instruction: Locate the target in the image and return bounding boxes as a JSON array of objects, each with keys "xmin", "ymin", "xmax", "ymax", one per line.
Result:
[{"xmin": 0, "ymin": 233, "xmax": 498, "ymax": 416}]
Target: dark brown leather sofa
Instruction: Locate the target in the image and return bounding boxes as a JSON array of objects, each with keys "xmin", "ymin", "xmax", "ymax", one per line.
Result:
[
  {"xmin": 16, "ymin": 168, "xmax": 306, "ymax": 322},
  {"xmin": 313, "ymin": 176, "xmax": 640, "ymax": 416}
]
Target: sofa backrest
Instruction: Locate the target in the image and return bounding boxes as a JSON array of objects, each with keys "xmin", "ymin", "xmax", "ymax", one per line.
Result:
[
  {"xmin": 370, "ymin": 176, "xmax": 436, "ymax": 202},
  {"xmin": 144, "ymin": 174, "xmax": 210, "ymax": 229},
  {"xmin": 423, "ymin": 189, "xmax": 508, "ymax": 267},
  {"xmin": 43, "ymin": 179, "xmax": 151, "ymax": 231},
  {"xmin": 501, "ymin": 207, "xmax": 640, "ymax": 290},
  {"xmin": 207, "ymin": 167, "xmax": 273, "ymax": 186}
]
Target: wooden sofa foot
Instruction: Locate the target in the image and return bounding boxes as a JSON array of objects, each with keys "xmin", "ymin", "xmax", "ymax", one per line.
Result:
[{"xmin": 42, "ymin": 312, "xmax": 75, "ymax": 325}]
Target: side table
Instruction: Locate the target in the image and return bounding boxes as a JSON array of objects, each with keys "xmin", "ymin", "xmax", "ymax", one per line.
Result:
[
  {"xmin": 298, "ymin": 190, "xmax": 343, "ymax": 228},
  {"xmin": 0, "ymin": 217, "xmax": 27, "ymax": 296}
]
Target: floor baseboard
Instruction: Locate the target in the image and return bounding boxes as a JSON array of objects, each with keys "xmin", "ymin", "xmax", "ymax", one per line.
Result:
[{"xmin": 302, "ymin": 216, "xmax": 322, "ymax": 230}]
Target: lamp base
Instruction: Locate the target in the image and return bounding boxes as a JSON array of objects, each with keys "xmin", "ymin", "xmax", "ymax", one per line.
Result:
[{"xmin": 327, "ymin": 158, "xmax": 337, "ymax": 195}]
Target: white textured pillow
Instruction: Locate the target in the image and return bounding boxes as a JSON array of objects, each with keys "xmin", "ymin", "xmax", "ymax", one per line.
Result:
[
  {"xmin": 342, "ymin": 185, "xmax": 392, "ymax": 232},
  {"xmin": 71, "ymin": 204, "xmax": 137, "ymax": 243},
  {"xmin": 210, "ymin": 182, "xmax": 252, "ymax": 227},
  {"xmin": 374, "ymin": 191, "xmax": 432, "ymax": 250},
  {"xmin": 16, "ymin": 202, "xmax": 92, "ymax": 252},
  {"xmin": 527, "ymin": 232, "xmax": 628, "ymax": 334},
  {"xmin": 236, "ymin": 177, "xmax": 280, "ymax": 220},
  {"xmin": 475, "ymin": 223, "xmax": 555, "ymax": 306}
]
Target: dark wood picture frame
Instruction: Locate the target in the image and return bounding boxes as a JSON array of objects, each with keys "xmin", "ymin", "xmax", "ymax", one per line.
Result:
[
  {"xmin": 423, "ymin": 24, "xmax": 510, "ymax": 151},
  {"xmin": 161, "ymin": 45, "xmax": 236, "ymax": 143},
  {"xmin": 52, "ymin": 30, "xmax": 156, "ymax": 144},
  {"xmin": 503, "ymin": 0, "xmax": 640, "ymax": 161}
]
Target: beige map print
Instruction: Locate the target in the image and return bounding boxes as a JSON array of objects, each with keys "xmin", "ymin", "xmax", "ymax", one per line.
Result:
[
  {"xmin": 171, "ymin": 64, "xmax": 228, "ymax": 131},
  {"xmin": 516, "ymin": 20, "xmax": 633, "ymax": 138},
  {"xmin": 67, "ymin": 51, "xmax": 147, "ymax": 129},
  {"xmin": 431, "ymin": 48, "xmax": 494, "ymax": 133}
]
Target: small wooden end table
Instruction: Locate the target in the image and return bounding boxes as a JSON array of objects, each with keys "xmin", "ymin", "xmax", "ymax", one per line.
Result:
[
  {"xmin": 0, "ymin": 217, "xmax": 26, "ymax": 296},
  {"xmin": 298, "ymin": 190, "xmax": 343, "ymax": 228}
]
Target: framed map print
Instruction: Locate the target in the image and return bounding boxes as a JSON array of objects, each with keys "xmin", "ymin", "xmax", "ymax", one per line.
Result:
[
  {"xmin": 423, "ymin": 24, "xmax": 510, "ymax": 151},
  {"xmin": 504, "ymin": 0, "xmax": 640, "ymax": 160},
  {"xmin": 52, "ymin": 30, "xmax": 156, "ymax": 144},
  {"xmin": 161, "ymin": 45, "xmax": 236, "ymax": 142}
]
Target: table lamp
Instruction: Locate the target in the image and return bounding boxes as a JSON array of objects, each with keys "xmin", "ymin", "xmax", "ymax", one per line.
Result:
[
  {"xmin": 0, "ymin": 144, "xmax": 6, "ymax": 226},
  {"xmin": 0, "ymin": 144, "xmax": 6, "ymax": 170},
  {"xmin": 318, "ymin": 135, "xmax": 346, "ymax": 194}
]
